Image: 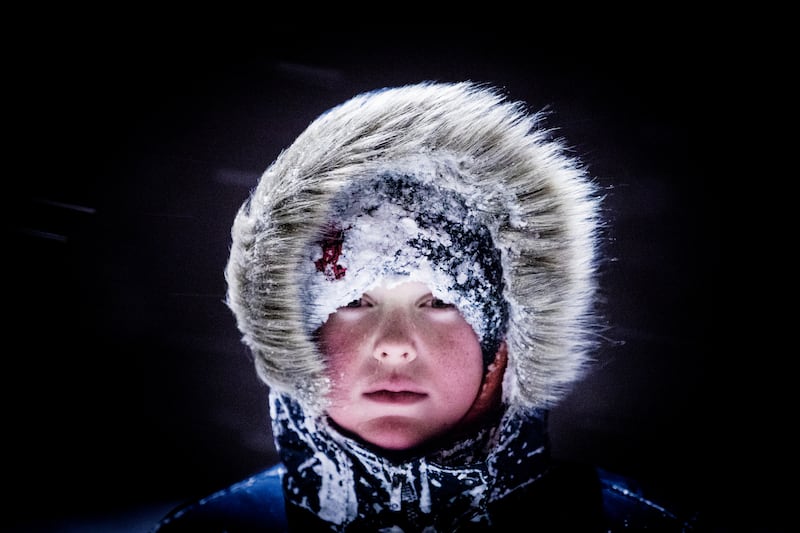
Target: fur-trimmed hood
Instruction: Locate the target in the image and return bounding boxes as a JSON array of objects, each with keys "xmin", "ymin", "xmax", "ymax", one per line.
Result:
[{"xmin": 224, "ymin": 81, "xmax": 602, "ymax": 415}]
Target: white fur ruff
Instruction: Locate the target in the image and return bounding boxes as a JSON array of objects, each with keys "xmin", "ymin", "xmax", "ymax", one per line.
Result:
[{"xmin": 225, "ymin": 82, "xmax": 602, "ymax": 414}]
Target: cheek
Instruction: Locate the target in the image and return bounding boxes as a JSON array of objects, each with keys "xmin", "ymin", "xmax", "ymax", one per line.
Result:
[
  {"xmin": 424, "ymin": 320, "xmax": 484, "ymax": 380},
  {"xmin": 317, "ymin": 317, "xmax": 368, "ymax": 385},
  {"xmin": 425, "ymin": 318, "xmax": 481, "ymax": 354}
]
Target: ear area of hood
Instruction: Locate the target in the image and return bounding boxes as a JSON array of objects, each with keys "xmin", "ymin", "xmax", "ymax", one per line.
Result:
[{"xmin": 224, "ymin": 81, "xmax": 602, "ymax": 414}]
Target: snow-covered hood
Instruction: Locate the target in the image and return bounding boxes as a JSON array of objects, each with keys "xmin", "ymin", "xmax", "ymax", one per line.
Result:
[{"xmin": 225, "ymin": 81, "xmax": 601, "ymax": 415}]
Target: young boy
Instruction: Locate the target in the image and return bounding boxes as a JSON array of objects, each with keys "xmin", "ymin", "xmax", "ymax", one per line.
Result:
[{"xmin": 153, "ymin": 82, "xmax": 696, "ymax": 531}]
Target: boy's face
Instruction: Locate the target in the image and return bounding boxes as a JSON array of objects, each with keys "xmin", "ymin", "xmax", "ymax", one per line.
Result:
[{"xmin": 318, "ymin": 281, "xmax": 485, "ymax": 451}]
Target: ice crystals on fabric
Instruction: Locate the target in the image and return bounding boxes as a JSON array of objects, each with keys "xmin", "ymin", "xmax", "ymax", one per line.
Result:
[{"xmin": 300, "ymin": 172, "xmax": 509, "ymax": 363}]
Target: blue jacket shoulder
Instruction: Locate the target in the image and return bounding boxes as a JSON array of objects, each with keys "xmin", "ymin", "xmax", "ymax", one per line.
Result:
[
  {"xmin": 151, "ymin": 464, "xmax": 288, "ymax": 533},
  {"xmin": 152, "ymin": 463, "xmax": 699, "ymax": 532}
]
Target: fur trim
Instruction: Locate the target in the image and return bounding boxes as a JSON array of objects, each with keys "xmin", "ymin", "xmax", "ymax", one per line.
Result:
[{"xmin": 225, "ymin": 82, "xmax": 602, "ymax": 414}]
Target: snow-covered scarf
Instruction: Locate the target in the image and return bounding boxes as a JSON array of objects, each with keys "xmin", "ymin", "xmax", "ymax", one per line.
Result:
[{"xmin": 271, "ymin": 392, "xmax": 551, "ymax": 532}]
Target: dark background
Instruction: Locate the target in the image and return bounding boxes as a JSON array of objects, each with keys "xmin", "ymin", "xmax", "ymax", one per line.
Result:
[{"xmin": 5, "ymin": 26, "xmax": 772, "ymax": 532}]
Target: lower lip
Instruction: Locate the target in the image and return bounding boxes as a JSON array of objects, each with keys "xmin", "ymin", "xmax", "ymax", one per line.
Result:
[{"xmin": 364, "ymin": 391, "xmax": 427, "ymax": 404}]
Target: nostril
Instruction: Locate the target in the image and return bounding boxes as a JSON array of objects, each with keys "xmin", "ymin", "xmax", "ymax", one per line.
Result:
[{"xmin": 378, "ymin": 351, "xmax": 411, "ymax": 360}]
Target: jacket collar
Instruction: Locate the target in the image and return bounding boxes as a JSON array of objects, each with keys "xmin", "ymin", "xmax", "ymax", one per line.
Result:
[{"xmin": 270, "ymin": 392, "xmax": 551, "ymax": 530}]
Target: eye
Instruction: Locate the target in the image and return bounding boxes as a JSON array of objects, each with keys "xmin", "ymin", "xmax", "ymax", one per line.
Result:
[
  {"xmin": 341, "ymin": 297, "xmax": 374, "ymax": 309},
  {"xmin": 430, "ymin": 297, "xmax": 455, "ymax": 309}
]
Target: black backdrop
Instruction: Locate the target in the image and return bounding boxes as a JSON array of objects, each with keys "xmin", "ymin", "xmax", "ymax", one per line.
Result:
[{"xmin": 5, "ymin": 27, "xmax": 761, "ymax": 532}]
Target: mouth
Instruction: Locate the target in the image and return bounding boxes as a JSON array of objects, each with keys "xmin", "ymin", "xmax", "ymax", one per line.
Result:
[{"xmin": 363, "ymin": 390, "xmax": 428, "ymax": 404}]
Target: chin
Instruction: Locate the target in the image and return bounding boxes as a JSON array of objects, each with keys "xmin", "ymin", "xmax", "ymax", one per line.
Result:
[{"xmin": 359, "ymin": 415, "xmax": 431, "ymax": 451}]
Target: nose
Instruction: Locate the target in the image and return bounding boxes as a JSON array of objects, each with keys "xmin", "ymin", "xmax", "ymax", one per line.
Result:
[{"xmin": 372, "ymin": 314, "xmax": 418, "ymax": 364}]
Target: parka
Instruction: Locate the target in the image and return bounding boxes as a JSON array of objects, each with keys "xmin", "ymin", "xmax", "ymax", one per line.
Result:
[{"xmin": 152, "ymin": 82, "xmax": 698, "ymax": 532}]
